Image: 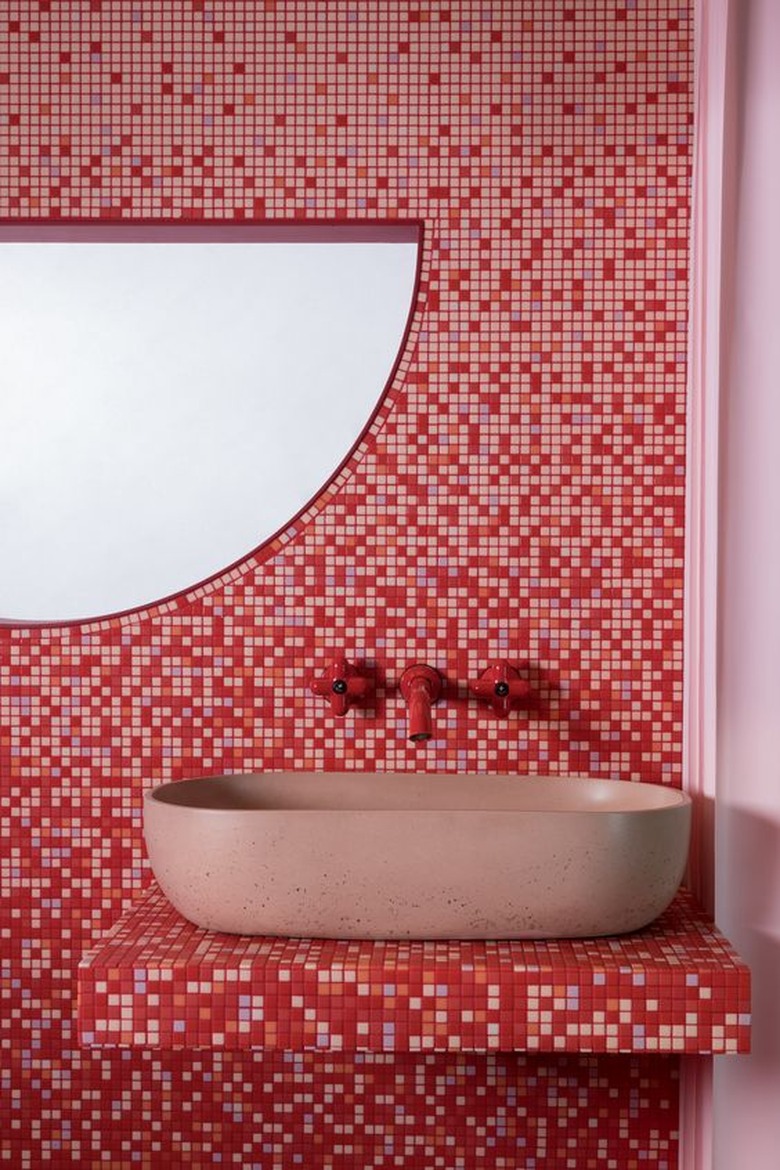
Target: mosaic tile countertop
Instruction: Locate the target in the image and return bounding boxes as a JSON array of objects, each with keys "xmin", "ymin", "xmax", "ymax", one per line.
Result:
[{"xmin": 78, "ymin": 884, "xmax": 750, "ymax": 1056}]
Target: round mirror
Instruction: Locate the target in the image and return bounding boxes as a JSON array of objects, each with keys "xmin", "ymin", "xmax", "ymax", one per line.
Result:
[{"xmin": 0, "ymin": 224, "xmax": 419, "ymax": 623}]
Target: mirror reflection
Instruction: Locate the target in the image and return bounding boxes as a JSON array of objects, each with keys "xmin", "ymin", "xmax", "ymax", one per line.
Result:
[{"xmin": 0, "ymin": 225, "xmax": 419, "ymax": 623}]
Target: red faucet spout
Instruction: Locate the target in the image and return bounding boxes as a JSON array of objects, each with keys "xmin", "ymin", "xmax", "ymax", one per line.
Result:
[
  {"xmin": 399, "ymin": 665, "xmax": 442, "ymax": 743},
  {"xmin": 407, "ymin": 677, "xmax": 434, "ymax": 741}
]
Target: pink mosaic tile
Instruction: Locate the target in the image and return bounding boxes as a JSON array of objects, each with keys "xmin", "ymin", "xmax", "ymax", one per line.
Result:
[{"xmin": 0, "ymin": 0, "xmax": 705, "ymax": 1166}]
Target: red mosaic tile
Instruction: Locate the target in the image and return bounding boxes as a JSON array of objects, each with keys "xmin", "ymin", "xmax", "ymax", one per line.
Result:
[
  {"xmin": 0, "ymin": 0, "xmax": 703, "ymax": 1166},
  {"xmin": 78, "ymin": 885, "xmax": 749, "ymax": 1056}
]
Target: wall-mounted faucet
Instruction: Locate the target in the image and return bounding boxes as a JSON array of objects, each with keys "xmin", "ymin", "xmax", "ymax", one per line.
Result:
[
  {"xmin": 311, "ymin": 658, "xmax": 528, "ymax": 730},
  {"xmin": 309, "ymin": 657, "xmax": 370, "ymax": 717},
  {"xmin": 399, "ymin": 664, "xmax": 442, "ymax": 743},
  {"xmin": 470, "ymin": 660, "xmax": 530, "ymax": 718}
]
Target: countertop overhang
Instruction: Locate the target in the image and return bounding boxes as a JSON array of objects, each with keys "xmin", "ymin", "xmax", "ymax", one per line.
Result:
[{"xmin": 78, "ymin": 884, "xmax": 750, "ymax": 1054}]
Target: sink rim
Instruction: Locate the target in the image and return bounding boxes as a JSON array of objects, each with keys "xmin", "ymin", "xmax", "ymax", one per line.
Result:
[{"xmin": 145, "ymin": 771, "xmax": 692, "ymax": 815}]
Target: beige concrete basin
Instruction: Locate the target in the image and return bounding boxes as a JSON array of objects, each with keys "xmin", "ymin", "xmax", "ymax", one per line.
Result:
[{"xmin": 143, "ymin": 773, "xmax": 691, "ymax": 939}]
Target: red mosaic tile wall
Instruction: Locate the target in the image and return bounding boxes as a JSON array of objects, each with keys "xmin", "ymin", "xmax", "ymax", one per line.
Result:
[{"xmin": 0, "ymin": 2, "xmax": 692, "ymax": 1167}]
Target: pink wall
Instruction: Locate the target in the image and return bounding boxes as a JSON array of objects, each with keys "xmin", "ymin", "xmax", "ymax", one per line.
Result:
[
  {"xmin": 714, "ymin": 0, "xmax": 780, "ymax": 1163},
  {"xmin": 0, "ymin": 2, "xmax": 692, "ymax": 1166}
]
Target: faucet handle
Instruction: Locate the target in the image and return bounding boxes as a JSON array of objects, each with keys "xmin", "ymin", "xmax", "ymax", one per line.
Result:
[
  {"xmin": 470, "ymin": 660, "xmax": 530, "ymax": 718},
  {"xmin": 309, "ymin": 657, "xmax": 370, "ymax": 717}
]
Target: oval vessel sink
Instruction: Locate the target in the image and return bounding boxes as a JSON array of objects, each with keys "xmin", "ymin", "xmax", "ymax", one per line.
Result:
[{"xmin": 144, "ymin": 773, "xmax": 691, "ymax": 940}]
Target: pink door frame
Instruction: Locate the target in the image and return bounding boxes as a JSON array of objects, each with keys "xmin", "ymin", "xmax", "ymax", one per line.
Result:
[
  {"xmin": 683, "ymin": 0, "xmax": 780, "ymax": 1164},
  {"xmin": 680, "ymin": 2, "xmax": 730, "ymax": 1167}
]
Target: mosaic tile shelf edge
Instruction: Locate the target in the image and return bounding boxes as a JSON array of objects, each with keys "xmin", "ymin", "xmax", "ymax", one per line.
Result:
[{"xmin": 78, "ymin": 884, "xmax": 750, "ymax": 1056}]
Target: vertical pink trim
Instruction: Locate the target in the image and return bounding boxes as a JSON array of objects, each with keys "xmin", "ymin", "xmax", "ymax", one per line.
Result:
[
  {"xmin": 681, "ymin": 3, "xmax": 730, "ymax": 1168},
  {"xmin": 684, "ymin": 0, "xmax": 729, "ymax": 913},
  {"xmin": 680, "ymin": 1058, "xmax": 714, "ymax": 1170},
  {"xmin": 713, "ymin": 0, "xmax": 780, "ymax": 1160}
]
